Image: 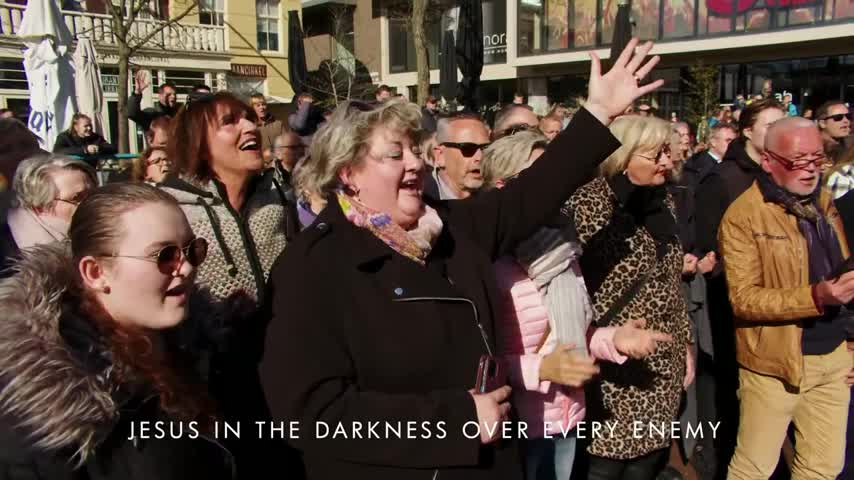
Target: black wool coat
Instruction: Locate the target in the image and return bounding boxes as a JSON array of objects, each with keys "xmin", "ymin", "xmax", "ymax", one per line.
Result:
[{"xmin": 259, "ymin": 109, "xmax": 621, "ymax": 480}]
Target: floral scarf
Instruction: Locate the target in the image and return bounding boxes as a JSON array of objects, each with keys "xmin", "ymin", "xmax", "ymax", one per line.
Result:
[{"xmin": 337, "ymin": 191, "xmax": 443, "ymax": 265}]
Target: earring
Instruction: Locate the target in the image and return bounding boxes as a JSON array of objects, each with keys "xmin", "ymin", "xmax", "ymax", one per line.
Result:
[{"xmin": 103, "ymin": 286, "xmax": 111, "ymax": 294}]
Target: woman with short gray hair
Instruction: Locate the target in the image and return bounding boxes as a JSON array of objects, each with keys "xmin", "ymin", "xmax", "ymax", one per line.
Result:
[{"xmin": 6, "ymin": 154, "xmax": 96, "ymax": 251}]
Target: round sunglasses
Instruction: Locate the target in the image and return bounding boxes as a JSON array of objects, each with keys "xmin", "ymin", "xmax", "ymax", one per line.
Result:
[{"xmin": 108, "ymin": 237, "xmax": 208, "ymax": 274}]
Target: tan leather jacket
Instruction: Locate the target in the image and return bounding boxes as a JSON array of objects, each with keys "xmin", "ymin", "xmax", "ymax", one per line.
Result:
[{"xmin": 718, "ymin": 182, "xmax": 849, "ymax": 387}]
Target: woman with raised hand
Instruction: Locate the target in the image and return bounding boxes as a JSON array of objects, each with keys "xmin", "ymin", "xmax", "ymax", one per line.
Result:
[
  {"xmin": 0, "ymin": 183, "xmax": 234, "ymax": 480},
  {"xmin": 260, "ymin": 39, "xmax": 663, "ymax": 480}
]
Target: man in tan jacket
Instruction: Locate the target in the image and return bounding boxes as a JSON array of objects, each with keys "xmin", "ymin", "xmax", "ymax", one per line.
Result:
[
  {"xmin": 719, "ymin": 116, "xmax": 854, "ymax": 479},
  {"xmin": 250, "ymin": 93, "xmax": 287, "ymax": 160}
]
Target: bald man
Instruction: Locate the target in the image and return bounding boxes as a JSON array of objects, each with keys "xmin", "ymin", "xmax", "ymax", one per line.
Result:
[
  {"xmin": 719, "ymin": 117, "xmax": 852, "ymax": 480},
  {"xmin": 539, "ymin": 115, "xmax": 562, "ymax": 142},
  {"xmin": 492, "ymin": 104, "xmax": 539, "ymax": 140}
]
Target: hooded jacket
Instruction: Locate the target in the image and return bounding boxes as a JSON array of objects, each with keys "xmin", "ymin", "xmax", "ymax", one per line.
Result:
[
  {"xmin": 0, "ymin": 244, "xmax": 234, "ymax": 480},
  {"xmin": 158, "ymin": 172, "xmax": 297, "ymax": 478}
]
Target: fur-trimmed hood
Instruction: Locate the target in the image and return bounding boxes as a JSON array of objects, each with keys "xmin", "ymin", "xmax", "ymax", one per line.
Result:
[
  {"xmin": 0, "ymin": 243, "xmax": 115, "ymax": 464},
  {"xmin": 0, "ymin": 243, "xmax": 228, "ymax": 466}
]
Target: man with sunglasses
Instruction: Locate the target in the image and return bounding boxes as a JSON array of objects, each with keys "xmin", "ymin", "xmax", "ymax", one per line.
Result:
[
  {"xmin": 816, "ymin": 100, "xmax": 852, "ymax": 164},
  {"xmin": 719, "ymin": 117, "xmax": 853, "ymax": 480},
  {"xmin": 424, "ymin": 115, "xmax": 490, "ymax": 200},
  {"xmin": 492, "ymin": 104, "xmax": 539, "ymax": 141}
]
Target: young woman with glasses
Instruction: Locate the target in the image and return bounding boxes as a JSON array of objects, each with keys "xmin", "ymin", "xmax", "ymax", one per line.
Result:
[{"xmin": 0, "ymin": 182, "xmax": 236, "ymax": 479}]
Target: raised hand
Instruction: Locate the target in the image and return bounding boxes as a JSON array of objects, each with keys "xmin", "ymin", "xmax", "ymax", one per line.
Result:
[
  {"xmin": 613, "ymin": 318, "xmax": 673, "ymax": 359},
  {"xmin": 134, "ymin": 70, "xmax": 150, "ymax": 95},
  {"xmin": 585, "ymin": 38, "xmax": 664, "ymax": 126}
]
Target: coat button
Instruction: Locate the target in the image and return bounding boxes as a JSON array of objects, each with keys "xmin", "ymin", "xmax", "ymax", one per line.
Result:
[
  {"xmin": 316, "ymin": 222, "xmax": 328, "ymax": 231},
  {"xmin": 394, "ymin": 287, "xmax": 404, "ymax": 296}
]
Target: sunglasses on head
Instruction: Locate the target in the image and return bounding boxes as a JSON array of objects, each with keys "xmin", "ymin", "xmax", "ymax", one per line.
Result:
[
  {"xmin": 502, "ymin": 123, "xmax": 537, "ymax": 137},
  {"xmin": 108, "ymin": 237, "xmax": 208, "ymax": 275},
  {"xmin": 441, "ymin": 142, "xmax": 491, "ymax": 157},
  {"xmin": 822, "ymin": 113, "xmax": 852, "ymax": 122}
]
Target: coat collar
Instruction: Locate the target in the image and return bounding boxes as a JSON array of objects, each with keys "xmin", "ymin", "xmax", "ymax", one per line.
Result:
[{"xmin": 312, "ymin": 194, "xmax": 395, "ymax": 268}]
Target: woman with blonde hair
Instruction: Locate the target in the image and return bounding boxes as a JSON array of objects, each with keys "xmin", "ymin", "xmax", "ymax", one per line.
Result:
[
  {"xmin": 261, "ymin": 39, "xmax": 665, "ymax": 480},
  {"xmin": 566, "ymin": 114, "xmax": 694, "ymax": 479},
  {"xmin": 483, "ymin": 130, "xmax": 671, "ymax": 480}
]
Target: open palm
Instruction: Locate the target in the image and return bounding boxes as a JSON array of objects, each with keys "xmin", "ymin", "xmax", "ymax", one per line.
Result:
[{"xmin": 585, "ymin": 38, "xmax": 664, "ymax": 123}]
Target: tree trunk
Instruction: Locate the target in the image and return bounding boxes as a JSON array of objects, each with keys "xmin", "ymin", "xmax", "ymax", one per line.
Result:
[
  {"xmin": 117, "ymin": 46, "xmax": 130, "ymax": 153},
  {"xmin": 411, "ymin": 0, "xmax": 429, "ymax": 105}
]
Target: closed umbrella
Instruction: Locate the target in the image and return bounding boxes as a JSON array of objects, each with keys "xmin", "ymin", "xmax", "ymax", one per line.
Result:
[
  {"xmin": 18, "ymin": 0, "xmax": 76, "ymax": 150},
  {"xmin": 287, "ymin": 10, "xmax": 308, "ymax": 96},
  {"xmin": 610, "ymin": 0, "xmax": 632, "ymax": 66},
  {"xmin": 439, "ymin": 30, "xmax": 458, "ymax": 105},
  {"xmin": 455, "ymin": 0, "xmax": 483, "ymax": 112},
  {"xmin": 72, "ymin": 37, "xmax": 104, "ymax": 136}
]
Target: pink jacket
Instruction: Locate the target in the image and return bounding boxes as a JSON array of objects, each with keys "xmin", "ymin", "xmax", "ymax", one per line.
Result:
[{"xmin": 495, "ymin": 257, "xmax": 627, "ymax": 438}]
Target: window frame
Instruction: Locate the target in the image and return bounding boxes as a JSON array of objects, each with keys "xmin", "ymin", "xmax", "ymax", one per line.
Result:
[{"xmin": 256, "ymin": 0, "xmax": 283, "ymax": 53}]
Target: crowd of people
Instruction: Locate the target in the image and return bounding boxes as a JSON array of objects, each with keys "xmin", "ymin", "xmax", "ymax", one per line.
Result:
[{"xmin": 0, "ymin": 37, "xmax": 852, "ymax": 480}]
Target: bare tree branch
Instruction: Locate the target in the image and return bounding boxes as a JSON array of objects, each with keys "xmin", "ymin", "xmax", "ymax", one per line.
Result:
[{"xmin": 128, "ymin": 1, "xmax": 200, "ymax": 55}]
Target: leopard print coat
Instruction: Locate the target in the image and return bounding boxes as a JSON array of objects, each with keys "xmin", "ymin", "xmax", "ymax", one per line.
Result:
[{"xmin": 565, "ymin": 176, "xmax": 691, "ymax": 460}]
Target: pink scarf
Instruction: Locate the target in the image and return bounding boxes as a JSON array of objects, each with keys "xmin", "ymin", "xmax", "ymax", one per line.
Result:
[{"xmin": 336, "ymin": 192, "xmax": 443, "ymax": 265}]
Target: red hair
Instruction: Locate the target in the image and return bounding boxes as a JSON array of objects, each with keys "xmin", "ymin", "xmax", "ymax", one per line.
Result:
[{"xmin": 168, "ymin": 92, "xmax": 257, "ymax": 182}]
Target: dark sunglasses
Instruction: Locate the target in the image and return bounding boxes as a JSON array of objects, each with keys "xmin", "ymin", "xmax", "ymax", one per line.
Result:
[
  {"xmin": 108, "ymin": 237, "xmax": 208, "ymax": 274},
  {"xmin": 441, "ymin": 142, "xmax": 491, "ymax": 157},
  {"xmin": 822, "ymin": 113, "xmax": 852, "ymax": 122}
]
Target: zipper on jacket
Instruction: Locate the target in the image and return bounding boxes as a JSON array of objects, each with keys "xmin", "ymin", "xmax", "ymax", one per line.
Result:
[
  {"xmin": 216, "ymin": 189, "xmax": 269, "ymax": 305},
  {"xmin": 392, "ymin": 296, "xmax": 492, "ymax": 356}
]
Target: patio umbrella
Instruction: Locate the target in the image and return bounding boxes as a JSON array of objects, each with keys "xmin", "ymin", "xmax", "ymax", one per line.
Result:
[
  {"xmin": 610, "ymin": 0, "xmax": 632, "ymax": 66},
  {"xmin": 18, "ymin": 0, "xmax": 76, "ymax": 150},
  {"xmin": 72, "ymin": 37, "xmax": 104, "ymax": 135},
  {"xmin": 287, "ymin": 10, "xmax": 308, "ymax": 96},
  {"xmin": 439, "ymin": 30, "xmax": 458, "ymax": 104},
  {"xmin": 455, "ymin": 0, "xmax": 483, "ymax": 112}
]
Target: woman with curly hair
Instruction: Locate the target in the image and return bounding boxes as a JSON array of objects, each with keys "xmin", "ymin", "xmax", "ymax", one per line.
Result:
[{"xmin": 0, "ymin": 182, "xmax": 234, "ymax": 479}]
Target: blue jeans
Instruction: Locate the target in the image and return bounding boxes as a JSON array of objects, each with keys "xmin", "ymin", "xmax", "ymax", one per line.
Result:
[{"xmin": 523, "ymin": 430, "xmax": 578, "ymax": 480}]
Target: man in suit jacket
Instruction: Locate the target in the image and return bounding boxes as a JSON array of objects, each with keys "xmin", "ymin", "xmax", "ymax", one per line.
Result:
[{"xmin": 683, "ymin": 123, "xmax": 738, "ymax": 186}]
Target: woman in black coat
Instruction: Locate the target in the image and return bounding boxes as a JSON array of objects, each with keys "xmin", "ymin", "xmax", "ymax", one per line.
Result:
[
  {"xmin": 0, "ymin": 183, "xmax": 233, "ymax": 480},
  {"xmin": 53, "ymin": 114, "xmax": 116, "ymax": 164},
  {"xmin": 259, "ymin": 39, "xmax": 664, "ymax": 480}
]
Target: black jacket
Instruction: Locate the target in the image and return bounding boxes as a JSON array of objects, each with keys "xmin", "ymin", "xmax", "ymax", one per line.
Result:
[
  {"xmin": 694, "ymin": 138, "xmax": 762, "ymax": 260},
  {"xmin": 683, "ymin": 150, "xmax": 717, "ymax": 187},
  {"xmin": 52, "ymin": 131, "xmax": 116, "ymax": 164},
  {"xmin": 127, "ymin": 94, "xmax": 179, "ymax": 132},
  {"xmin": 0, "ymin": 244, "xmax": 234, "ymax": 480},
  {"xmin": 259, "ymin": 108, "xmax": 620, "ymax": 480}
]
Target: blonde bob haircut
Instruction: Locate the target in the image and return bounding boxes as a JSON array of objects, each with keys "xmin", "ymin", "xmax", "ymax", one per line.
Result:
[
  {"xmin": 301, "ymin": 98, "xmax": 422, "ymax": 198},
  {"xmin": 481, "ymin": 130, "xmax": 548, "ymax": 189},
  {"xmin": 599, "ymin": 116, "xmax": 672, "ymax": 177}
]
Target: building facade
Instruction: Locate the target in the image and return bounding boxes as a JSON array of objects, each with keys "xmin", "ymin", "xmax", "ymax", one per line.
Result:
[
  {"xmin": 368, "ymin": 0, "xmax": 854, "ymax": 117},
  {"xmin": 0, "ymin": 0, "xmax": 300, "ymax": 152}
]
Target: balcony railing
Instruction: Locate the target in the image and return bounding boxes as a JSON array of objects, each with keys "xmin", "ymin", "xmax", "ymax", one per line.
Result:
[{"xmin": 0, "ymin": 2, "xmax": 226, "ymax": 54}]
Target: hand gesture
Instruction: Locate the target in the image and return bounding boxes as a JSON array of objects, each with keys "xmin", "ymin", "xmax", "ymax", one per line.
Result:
[
  {"xmin": 585, "ymin": 38, "xmax": 664, "ymax": 125},
  {"xmin": 469, "ymin": 386, "xmax": 512, "ymax": 444},
  {"xmin": 697, "ymin": 252, "xmax": 717, "ymax": 274},
  {"xmin": 539, "ymin": 344, "xmax": 600, "ymax": 387},
  {"xmin": 613, "ymin": 318, "xmax": 673, "ymax": 359},
  {"xmin": 814, "ymin": 270, "xmax": 854, "ymax": 306},
  {"xmin": 682, "ymin": 253, "xmax": 698, "ymax": 275},
  {"xmin": 684, "ymin": 345, "xmax": 696, "ymax": 389},
  {"xmin": 134, "ymin": 70, "xmax": 150, "ymax": 95}
]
